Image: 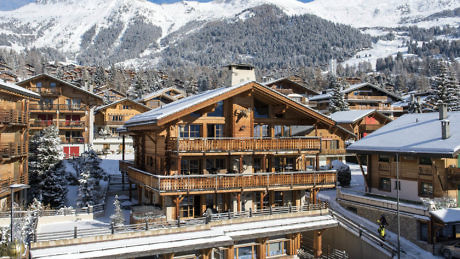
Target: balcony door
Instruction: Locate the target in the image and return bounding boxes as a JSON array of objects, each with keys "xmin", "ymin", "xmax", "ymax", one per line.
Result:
[{"xmin": 207, "ymin": 124, "xmax": 224, "ymax": 138}]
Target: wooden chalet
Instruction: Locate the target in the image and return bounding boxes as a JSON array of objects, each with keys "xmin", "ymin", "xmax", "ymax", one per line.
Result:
[
  {"xmin": 16, "ymin": 74, "xmax": 103, "ymax": 158},
  {"xmin": 347, "ymin": 106, "xmax": 460, "ymax": 249},
  {"xmin": 330, "ymin": 109, "xmax": 392, "ymax": 140},
  {"xmin": 120, "ymin": 81, "xmax": 355, "ymax": 221},
  {"xmin": 0, "ymin": 81, "xmax": 40, "ymax": 208},
  {"xmin": 93, "ymin": 98, "xmax": 150, "ymax": 154},
  {"xmin": 309, "ymin": 82, "xmax": 404, "ymax": 117},
  {"xmin": 0, "ymin": 71, "xmax": 18, "ymax": 83},
  {"xmin": 264, "ymin": 78, "xmax": 319, "ymax": 105},
  {"xmin": 137, "ymin": 87, "xmax": 186, "ymax": 109},
  {"xmin": 94, "ymin": 86, "xmax": 126, "ymax": 104}
]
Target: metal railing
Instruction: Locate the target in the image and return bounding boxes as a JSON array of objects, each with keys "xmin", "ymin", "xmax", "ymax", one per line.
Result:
[
  {"xmin": 34, "ymin": 202, "xmax": 328, "ymax": 242},
  {"xmin": 128, "ymin": 167, "xmax": 337, "ymax": 193},
  {"xmin": 0, "ymin": 110, "xmax": 28, "ymax": 125},
  {"xmin": 168, "ymin": 136, "xmax": 321, "ymax": 153},
  {"xmin": 0, "ymin": 204, "xmax": 105, "ymax": 218}
]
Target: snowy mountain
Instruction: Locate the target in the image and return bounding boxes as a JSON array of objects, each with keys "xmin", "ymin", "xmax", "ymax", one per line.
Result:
[{"xmin": 0, "ymin": 0, "xmax": 458, "ymax": 67}]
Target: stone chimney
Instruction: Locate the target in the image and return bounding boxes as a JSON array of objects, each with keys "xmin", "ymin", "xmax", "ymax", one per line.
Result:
[
  {"xmin": 226, "ymin": 64, "xmax": 256, "ymax": 86},
  {"xmin": 439, "ymin": 103, "xmax": 448, "ymax": 120},
  {"xmin": 441, "ymin": 119, "xmax": 450, "ymax": 139}
]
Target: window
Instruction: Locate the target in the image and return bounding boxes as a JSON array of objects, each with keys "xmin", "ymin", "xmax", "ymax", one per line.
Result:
[
  {"xmin": 254, "ymin": 99, "xmax": 269, "ymax": 118},
  {"xmin": 207, "ymin": 101, "xmax": 224, "ymax": 117},
  {"xmin": 379, "ymin": 178, "xmax": 391, "ymax": 192},
  {"xmin": 179, "ymin": 125, "xmax": 201, "ymax": 138},
  {"xmin": 274, "ymin": 125, "xmax": 291, "ymax": 137},
  {"xmin": 36, "ymin": 82, "xmax": 42, "ymax": 88},
  {"xmin": 420, "ymin": 182, "xmax": 433, "ymax": 197},
  {"xmin": 122, "ymin": 105, "xmax": 130, "ymax": 110},
  {"xmin": 181, "ymin": 159, "xmax": 200, "ymax": 175},
  {"xmin": 419, "ymin": 222, "xmax": 428, "ymax": 241},
  {"xmin": 378, "ymin": 155, "xmax": 391, "ymax": 163},
  {"xmin": 206, "ymin": 158, "xmax": 225, "ymax": 174},
  {"xmin": 179, "ymin": 196, "xmax": 195, "ymax": 218},
  {"xmin": 207, "ymin": 124, "xmax": 224, "ymax": 138},
  {"xmin": 419, "ymin": 157, "xmax": 432, "ymax": 166},
  {"xmin": 112, "ymin": 115, "xmax": 123, "ymax": 121},
  {"xmin": 267, "ymin": 240, "xmax": 287, "ymax": 257},
  {"xmin": 254, "ymin": 125, "xmax": 269, "ymax": 138},
  {"xmin": 328, "ymin": 140, "xmax": 340, "ymax": 150},
  {"xmin": 50, "ymin": 82, "xmax": 56, "ymax": 88}
]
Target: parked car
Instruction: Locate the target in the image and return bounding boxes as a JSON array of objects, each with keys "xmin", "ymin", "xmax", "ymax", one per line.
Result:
[{"xmin": 442, "ymin": 241, "xmax": 460, "ymax": 259}]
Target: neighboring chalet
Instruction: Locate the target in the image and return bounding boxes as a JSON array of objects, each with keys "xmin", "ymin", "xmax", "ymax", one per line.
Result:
[
  {"xmin": 17, "ymin": 74, "xmax": 103, "ymax": 158},
  {"xmin": 137, "ymin": 87, "xmax": 186, "ymax": 109},
  {"xmin": 0, "ymin": 81, "xmax": 40, "ymax": 208},
  {"xmin": 330, "ymin": 109, "xmax": 392, "ymax": 140},
  {"xmin": 120, "ymin": 81, "xmax": 355, "ymax": 222},
  {"xmin": 309, "ymin": 83, "xmax": 404, "ymax": 117},
  {"xmin": 345, "ymin": 105, "xmax": 459, "ymax": 250},
  {"xmin": 264, "ymin": 78, "xmax": 319, "ymax": 105},
  {"xmin": 94, "ymin": 86, "xmax": 126, "ymax": 104},
  {"xmin": 93, "ymin": 98, "xmax": 150, "ymax": 154},
  {"xmin": 0, "ymin": 71, "xmax": 18, "ymax": 83}
]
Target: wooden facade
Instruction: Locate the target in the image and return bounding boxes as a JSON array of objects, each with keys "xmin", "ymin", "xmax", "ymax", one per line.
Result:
[
  {"xmin": 332, "ymin": 110, "xmax": 392, "ymax": 140},
  {"xmin": 265, "ymin": 78, "xmax": 319, "ymax": 105},
  {"xmin": 17, "ymin": 74, "xmax": 103, "ymax": 157},
  {"xmin": 138, "ymin": 87, "xmax": 186, "ymax": 109},
  {"xmin": 0, "ymin": 81, "xmax": 39, "ymax": 208},
  {"xmin": 122, "ymin": 82, "xmax": 354, "ymax": 220}
]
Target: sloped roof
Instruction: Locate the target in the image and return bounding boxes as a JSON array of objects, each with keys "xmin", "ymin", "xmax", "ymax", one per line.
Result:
[
  {"xmin": 17, "ymin": 74, "xmax": 103, "ymax": 102},
  {"xmin": 347, "ymin": 111, "xmax": 460, "ymax": 157},
  {"xmin": 125, "ymin": 81, "xmax": 353, "ymax": 139},
  {"xmin": 309, "ymin": 82, "xmax": 403, "ymax": 102},
  {"xmin": 263, "ymin": 77, "xmax": 319, "ymax": 95},
  {"xmin": 430, "ymin": 208, "xmax": 460, "ymax": 224},
  {"xmin": 137, "ymin": 87, "xmax": 186, "ymax": 103},
  {"xmin": 0, "ymin": 80, "xmax": 40, "ymax": 99},
  {"xmin": 95, "ymin": 98, "xmax": 151, "ymax": 113},
  {"xmin": 330, "ymin": 109, "xmax": 391, "ymax": 124}
]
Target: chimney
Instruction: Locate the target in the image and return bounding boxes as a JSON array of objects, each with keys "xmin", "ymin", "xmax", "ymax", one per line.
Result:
[
  {"xmin": 226, "ymin": 64, "xmax": 256, "ymax": 86},
  {"xmin": 441, "ymin": 120, "xmax": 450, "ymax": 139},
  {"xmin": 439, "ymin": 103, "xmax": 448, "ymax": 120}
]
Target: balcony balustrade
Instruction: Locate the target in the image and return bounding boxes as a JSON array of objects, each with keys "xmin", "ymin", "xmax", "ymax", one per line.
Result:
[
  {"xmin": 58, "ymin": 120, "xmax": 85, "ymax": 128},
  {"xmin": 127, "ymin": 166, "xmax": 336, "ymax": 194},
  {"xmin": 60, "ymin": 137, "xmax": 85, "ymax": 144},
  {"xmin": 349, "ymin": 105, "xmax": 403, "ymax": 112},
  {"xmin": 168, "ymin": 137, "xmax": 321, "ymax": 153},
  {"xmin": 0, "ymin": 110, "xmax": 28, "ymax": 125},
  {"xmin": 0, "ymin": 143, "xmax": 27, "ymax": 158},
  {"xmin": 29, "ymin": 87, "xmax": 60, "ymax": 96},
  {"xmin": 359, "ymin": 124, "xmax": 382, "ymax": 132},
  {"xmin": 0, "ymin": 175, "xmax": 27, "ymax": 197},
  {"xmin": 347, "ymin": 95, "xmax": 388, "ymax": 101},
  {"xmin": 29, "ymin": 104, "xmax": 87, "ymax": 112}
]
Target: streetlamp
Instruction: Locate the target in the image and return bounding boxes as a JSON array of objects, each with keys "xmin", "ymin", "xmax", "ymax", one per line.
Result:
[{"xmin": 9, "ymin": 184, "xmax": 30, "ymax": 243}]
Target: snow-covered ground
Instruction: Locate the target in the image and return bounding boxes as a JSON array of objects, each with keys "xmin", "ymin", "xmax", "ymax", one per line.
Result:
[{"xmin": 318, "ymin": 163, "xmax": 440, "ymax": 259}]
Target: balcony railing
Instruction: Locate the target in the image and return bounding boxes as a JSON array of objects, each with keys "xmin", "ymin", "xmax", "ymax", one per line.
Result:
[
  {"xmin": 0, "ymin": 110, "xmax": 28, "ymax": 125},
  {"xmin": 127, "ymin": 166, "xmax": 336, "ymax": 194},
  {"xmin": 30, "ymin": 120, "xmax": 56, "ymax": 128},
  {"xmin": 30, "ymin": 104, "xmax": 87, "ymax": 112},
  {"xmin": 359, "ymin": 124, "xmax": 382, "ymax": 131},
  {"xmin": 29, "ymin": 87, "xmax": 60, "ymax": 96},
  {"xmin": 105, "ymin": 120, "xmax": 126, "ymax": 125},
  {"xmin": 119, "ymin": 160, "xmax": 134, "ymax": 173},
  {"xmin": 447, "ymin": 167, "xmax": 460, "ymax": 183},
  {"xmin": 168, "ymin": 137, "xmax": 321, "ymax": 153},
  {"xmin": 347, "ymin": 95, "xmax": 388, "ymax": 101},
  {"xmin": 349, "ymin": 105, "xmax": 403, "ymax": 112},
  {"xmin": 0, "ymin": 143, "xmax": 27, "ymax": 158},
  {"xmin": 0, "ymin": 175, "xmax": 27, "ymax": 197},
  {"xmin": 58, "ymin": 121, "xmax": 85, "ymax": 128},
  {"xmin": 60, "ymin": 137, "xmax": 85, "ymax": 144}
]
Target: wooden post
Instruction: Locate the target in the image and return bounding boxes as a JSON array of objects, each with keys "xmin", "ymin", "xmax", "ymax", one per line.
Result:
[
  {"xmin": 174, "ymin": 196, "xmax": 184, "ymax": 220},
  {"xmin": 262, "ymin": 155, "xmax": 267, "ymax": 172},
  {"xmin": 260, "ymin": 192, "xmax": 266, "ymax": 210},
  {"xmin": 311, "ymin": 188, "xmax": 319, "ymax": 204},
  {"xmin": 356, "ymin": 155, "xmax": 369, "ymax": 192},
  {"xmin": 269, "ymin": 191, "xmax": 275, "ymax": 208},
  {"xmin": 294, "ymin": 190, "xmax": 301, "ymax": 208},
  {"xmin": 257, "ymin": 237, "xmax": 268, "ymax": 259},
  {"xmin": 239, "ymin": 155, "xmax": 244, "ymax": 173},
  {"xmin": 177, "ymin": 156, "xmax": 182, "ymax": 175},
  {"xmin": 313, "ymin": 230, "xmax": 323, "ymax": 258},
  {"xmin": 200, "ymin": 194, "xmax": 207, "ymax": 216},
  {"xmin": 201, "ymin": 248, "xmax": 212, "ymax": 259},
  {"xmin": 237, "ymin": 193, "xmax": 241, "ymax": 212},
  {"xmin": 162, "ymin": 253, "xmax": 174, "ymax": 259},
  {"xmin": 226, "ymin": 245, "xmax": 234, "ymax": 259},
  {"xmin": 137, "ymin": 185, "xmax": 143, "ymax": 205},
  {"xmin": 315, "ymin": 153, "xmax": 320, "ymax": 171}
]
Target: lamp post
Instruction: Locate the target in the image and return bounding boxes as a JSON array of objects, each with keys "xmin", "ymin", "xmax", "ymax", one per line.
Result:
[{"xmin": 9, "ymin": 184, "xmax": 30, "ymax": 242}]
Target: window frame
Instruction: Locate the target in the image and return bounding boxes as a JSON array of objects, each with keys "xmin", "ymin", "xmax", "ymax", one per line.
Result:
[{"xmin": 379, "ymin": 177, "xmax": 391, "ymax": 192}]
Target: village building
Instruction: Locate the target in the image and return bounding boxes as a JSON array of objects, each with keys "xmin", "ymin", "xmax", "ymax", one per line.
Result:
[
  {"xmin": 0, "ymin": 71, "xmax": 18, "ymax": 83},
  {"xmin": 136, "ymin": 87, "xmax": 186, "ymax": 109},
  {"xmin": 94, "ymin": 86, "xmax": 127, "ymax": 104},
  {"xmin": 16, "ymin": 74, "xmax": 103, "ymax": 158},
  {"xmin": 309, "ymin": 82, "xmax": 404, "ymax": 117},
  {"xmin": 120, "ymin": 80, "xmax": 355, "ymax": 222},
  {"xmin": 344, "ymin": 105, "xmax": 460, "ymax": 252},
  {"xmin": 264, "ymin": 77, "xmax": 319, "ymax": 105},
  {"xmin": 93, "ymin": 98, "xmax": 150, "ymax": 154},
  {"xmin": 329, "ymin": 109, "xmax": 392, "ymax": 140},
  {"xmin": 0, "ymin": 80, "xmax": 40, "ymax": 208}
]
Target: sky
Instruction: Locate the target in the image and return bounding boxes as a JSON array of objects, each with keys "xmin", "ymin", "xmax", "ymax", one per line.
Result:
[{"xmin": 0, "ymin": 0, "xmax": 314, "ymax": 11}]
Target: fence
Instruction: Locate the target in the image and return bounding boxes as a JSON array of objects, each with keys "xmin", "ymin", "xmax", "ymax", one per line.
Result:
[{"xmin": 34, "ymin": 202, "xmax": 329, "ymax": 242}]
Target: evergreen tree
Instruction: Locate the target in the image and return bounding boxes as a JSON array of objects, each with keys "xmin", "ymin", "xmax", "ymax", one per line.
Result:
[
  {"xmin": 329, "ymin": 78, "xmax": 349, "ymax": 113},
  {"xmin": 80, "ymin": 149, "xmax": 106, "ymax": 183},
  {"xmin": 76, "ymin": 168, "xmax": 97, "ymax": 207},
  {"xmin": 127, "ymin": 73, "xmax": 148, "ymax": 100},
  {"xmin": 110, "ymin": 195, "xmax": 124, "ymax": 226},
  {"xmin": 28, "ymin": 126, "xmax": 67, "ymax": 208},
  {"xmin": 429, "ymin": 61, "xmax": 460, "ymax": 111},
  {"xmin": 76, "ymin": 149, "xmax": 106, "ymax": 207}
]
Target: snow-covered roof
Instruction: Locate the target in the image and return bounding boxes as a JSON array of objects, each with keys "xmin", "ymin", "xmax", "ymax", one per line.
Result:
[
  {"xmin": 17, "ymin": 73, "xmax": 103, "ymax": 101},
  {"xmin": 430, "ymin": 208, "xmax": 460, "ymax": 224},
  {"xmin": 347, "ymin": 111, "xmax": 460, "ymax": 157},
  {"xmin": 95, "ymin": 98, "xmax": 151, "ymax": 112},
  {"xmin": 309, "ymin": 82, "xmax": 402, "ymax": 102},
  {"xmin": 0, "ymin": 80, "xmax": 40, "ymax": 99},
  {"xmin": 263, "ymin": 77, "xmax": 319, "ymax": 95},
  {"xmin": 330, "ymin": 109, "xmax": 390, "ymax": 124},
  {"xmin": 136, "ymin": 87, "xmax": 185, "ymax": 103}
]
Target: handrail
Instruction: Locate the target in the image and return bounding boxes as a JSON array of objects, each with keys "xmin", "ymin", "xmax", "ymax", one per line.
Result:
[
  {"xmin": 29, "ymin": 104, "xmax": 88, "ymax": 111},
  {"xmin": 0, "ymin": 142, "xmax": 27, "ymax": 158},
  {"xmin": 0, "ymin": 175, "xmax": 27, "ymax": 195},
  {"xmin": 0, "ymin": 110, "xmax": 28, "ymax": 124}
]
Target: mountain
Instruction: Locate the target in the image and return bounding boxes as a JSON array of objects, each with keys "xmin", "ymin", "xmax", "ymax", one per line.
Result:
[{"xmin": 0, "ymin": 0, "xmax": 458, "ymax": 68}]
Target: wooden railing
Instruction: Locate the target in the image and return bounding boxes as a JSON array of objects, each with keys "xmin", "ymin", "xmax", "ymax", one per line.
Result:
[
  {"xmin": 0, "ymin": 143, "xmax": 27, "ymax": 158},
  {"xmin": 359, "ymin": 124, "xmax": 382, "ymax": 131},
  {"xmin": 29, "ymin": 87, "xmax": 60, "ymax": 96},
  {"xmin": 30, "ymin": 104, "xmax": 87, "ymax": 112},
  {"xmin": 321, "ymin": 149, "xmax": 347, "ymax": 155},
  {"xmin": 128, "ymin": 167, "xmax": 336, "ymax": 193},
  {"xmin": 105, "ymin": 120, "xmax": 126, "ymax": 125},
  {"xmin": 349, "ymin": 105, "xmax": 403, "ymax": 112},
  {"xmin": 60, "ymin": 137, "xmax": 85, "ymax": 144},
  {"xmin": 58, "ymin": 121, "xmax": 85, "ymax": 128},
  {"xmin": 30, "ymin": 120, "xmax": 56, "ymax": 128},
  {"xmin": 168, "ymin": 137, "xmax": 321, "ymax": 153},
  {"xmin": 0, "ymin": 110, "xmax": 28, "ymax": 125},
  {"xmin": 347, "ymin": 95, "xmax": 388, "ymax": 101},
  {"xmin": 0, "ymin": 175, "xmax": 27, "ymax": 197},
  {"xmin": 447, "ymin": 167, "xmax": 460, "ymax": 183},
  {"xmin": 119, "ymin": 160, "xmax": 134, "ymax": 173}
]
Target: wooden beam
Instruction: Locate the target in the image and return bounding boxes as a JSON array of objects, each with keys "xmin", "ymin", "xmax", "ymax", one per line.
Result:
[
  {"xmin": 237, "ymin": 193, "xmax": 241, "ymax": 212},
  {"xmin": 355, "ymin": 155, "xmax": 369, "ymax": 192},
  {"xmin": 313, "ymin": 230, "xmax": 323, "ymax": 258},
  {"xmin": 174, "ymin": 196, "xmax": 185, "ymax": 219}
]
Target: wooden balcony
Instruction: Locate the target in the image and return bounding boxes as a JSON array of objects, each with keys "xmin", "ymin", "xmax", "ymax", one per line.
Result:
[
  {"xmin": 349, "ymin": 105, "xmax": 403, "ymax": 112},
  {"xmin": 320, "ymin": 149, "xmax": 347, "ymax": 156},
  {"xmin": 359, "ymin": 124, "xmax": 382, "ymax": 132},
  {"xmin": 0, "ymin": 110, "xmax": 28, "ymax": 125},
  {"xmin": 0, "ymin": 175, "xmax": 27, "ymax": 198},
  {"xmin": 447, "ymin": 167, "xmax": 460, "ymax": 183},
  {"xmin": 119, "ymin": 160, "xmax": 134, "ymax": 173},
  {"xmin": 58, "ymin": 120, "xmax": 85, "ymax": 128},
  {"xmin": 60, "ymin": 137, "xmax": 85, "ymax": 144},
  {"xmin": 168, "ymin": 137, "xmax": 321, "ymax": 153},
  {"xmin": 30, "ymin": 120, "xmax": 57, "ymax": 128},
  {"xmin": 105, "ymin": 120, "xmax": 126, "ymax": 125},
  {"xmin": 127, "ymin": 166, "xmax": 337, "ymax": 195},
  {"xmin": 29, "ymin": 87, "xmax": 60, "ymax": 96},
  {"xmin": 347, "ymin": 95, "xmax": 388, "ymax": 101},
  {"xmin": 30, "ymin": 104, "xmax": 87, "ymax": 113},
  {"xmin": 0, "ymin": 143, "xmax": 27, "ymax": 159}
]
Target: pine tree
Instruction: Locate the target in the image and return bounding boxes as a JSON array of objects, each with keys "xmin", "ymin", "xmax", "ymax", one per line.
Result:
[
  {"xmin": 29, "ymin": 126, "xmax": 67, "ymax": 208},
  {"xmin": 429, "ymin": 61, "xmax": 460, "ymax": 111},
  {"xmin": 127, "ymin": 73, "xmax": 148, "ymax": 100},
  {"xmin": 329, "ymin": 78, "xmax": 349, "ymax": 113},
  {"xmin": 76, "ymin": 149, "xmax": 106, "ymax": 207},
  {"xmin": 80, "ymin": 149, "xmax": 106, "ymax": 183},
  {"xmin": 110, "ymin": 195, "xmax": 124, "ymax": 226},
  {"xmin": 77, "ymin": 168, "xmax": 96, "ymax": 207}
]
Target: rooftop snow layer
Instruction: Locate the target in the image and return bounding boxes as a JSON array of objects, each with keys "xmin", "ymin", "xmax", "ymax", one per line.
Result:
[
  {"xmin": 347, "ymin": 111, "xmax": 460, "ymax": 157},
  {"xmin": 430, "ymin": 208, "xmax": 460, "ymax": 223},
  {"xmin": 0, "ymin": 80, "xmax": 40, "ymax": 99},
  {"xmin": 309, "ymin": 82, "xmax": 402, "ymax": 102},
  {"xmin": 330, "ymin": 109, "xmax": 376, "ymax": 124}
]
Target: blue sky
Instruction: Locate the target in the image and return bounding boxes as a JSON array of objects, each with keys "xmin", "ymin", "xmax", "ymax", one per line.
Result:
[{"xmin": 0, "ymin": 0, "xmax": 314, "ymax": 11}]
